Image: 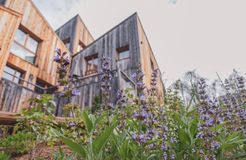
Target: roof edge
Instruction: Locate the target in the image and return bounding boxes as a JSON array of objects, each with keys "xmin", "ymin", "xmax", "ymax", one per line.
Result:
[{"xmin": 73, "ymin": 12, "xmax": 138, "ymax": 58}]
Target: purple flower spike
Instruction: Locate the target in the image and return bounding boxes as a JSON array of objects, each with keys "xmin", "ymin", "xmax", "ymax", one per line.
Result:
[
  {"xmin": 54, "ymin": 55, "xmax": 61, "ymax": 63},
  {"xmin": 71, "ymin": 89, "xmax": 80, "ymax": 96},
  {"xmin": 59, "ymin": 92, "xmax": 65, "ymax": 97},
  {"xmin": 211, "ymin": 141, "xmax": 220, "ymax": 150},
  {"xmin": 64, "ymin": 56, "xmax": 70, "ymax": 66},
  {"xmin": 68, "ymin": 121, "xmax": 76, "ymax": 127}
]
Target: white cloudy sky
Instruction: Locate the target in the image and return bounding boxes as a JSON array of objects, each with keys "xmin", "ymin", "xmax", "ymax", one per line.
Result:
[{"xmin": 33, "ymin": 0, "xmax": 246, "ymax": 85}]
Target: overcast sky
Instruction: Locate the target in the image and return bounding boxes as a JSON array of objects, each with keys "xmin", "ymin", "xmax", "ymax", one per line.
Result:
[{"xmin": 33, "ymin": 0, "xmax": 246, "ymax": 85}]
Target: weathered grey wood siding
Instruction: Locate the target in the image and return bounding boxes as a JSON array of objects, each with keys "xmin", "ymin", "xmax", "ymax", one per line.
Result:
[
  {"xmin": 55, "ymin": 71, "xmax": 136, "ymax": 116},
  {"xmin": 71, "ymin": 13, "xmax": 164, "ymax": 107},
  {"xmin": 71, "ymin": 13, "xmax": 140, "ymax": 78},
  {"xmin": 0, "ymin": 79, "xmax": 36, "ymax": 112},
  {"xmin": 56, "ymin": 15, "xmax": 94, "ymax": 55}
]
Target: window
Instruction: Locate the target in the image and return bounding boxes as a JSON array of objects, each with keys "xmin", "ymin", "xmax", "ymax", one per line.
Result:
[
  {"xmin": 117, "ymin": 46, "xmax": 129, "ymax": 60},
  {"xmin": 77, "ymin": 41, "xmax": 85, "ymax": 52},
  {"xmin": 10, "ymin": 28, "xmax": 39, "ymax": 64},
  {"xmin": 63, "ymin": 38, "xmax": 70, "ymax": 50},
  {"xmin": 34, "ymin": 79, "xmax": 56, "ymax": 94},
  {"xmin": 2, "ymin": 65, "xmax": 24, "ymax": 84},
  {"xmin": 85, "ymin": 54, "xmax": 98, "ymax": 75},
  {"xmin": 150, "ymin": 59, "xmax": 155, "ymax": 71}
]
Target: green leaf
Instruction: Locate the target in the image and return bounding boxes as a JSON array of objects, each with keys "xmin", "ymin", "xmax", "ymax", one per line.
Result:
[
  {"xmin": 119, "ymin": 139, "xmax": 129, "ymax": 160},
  {"xmin": 60, "ymin": 136, "xmax": 87, "ymax": 158},
  {"xmin": 189, "ymin": 117, "xmax": 198, "ymax": 137},
  {"xmin": 178, "ymin": 129, "xmax": 190, "ymax": 145},
  {"xmin": 82, "ymin": 111, "xmax": 93, "ymax": 134},
  {"xmin": 92, "ymin": 121, "xmax": 117, "ymax": 155},
  {"xmin": 173, "ymin": 113, "xmax": 187, "ymax": 127}
]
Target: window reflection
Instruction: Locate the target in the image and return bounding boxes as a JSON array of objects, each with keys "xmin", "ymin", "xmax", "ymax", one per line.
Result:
[
  {"xmin": 10, "ymin": 28, "xmax": 39, "ymax": 64},
  {"xmin": 85, "ymin": 55, "xmax": 98, "ymax": 75},
  {"xmin": 2, "ymin": 65, "xmax": 24, "ymax": 84},
  {"xmin": 119, "ymin": 50, "xmax": 129, "ymax": 60},
  {"xmin": 10, "ymin": 42, "xmax": 35, "ymax": 64}
]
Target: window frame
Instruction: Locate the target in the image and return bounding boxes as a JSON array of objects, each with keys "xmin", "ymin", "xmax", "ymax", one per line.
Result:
[
  {"xmin": 63, "ymin": 38, "xmax": 71, "ymax": 50},
  {"xmin": 85, "ymin": 54, "xmax": 98, "ymax": 76},
  {"xmin": 2, "ymin": 64, "xmax": 25, "ymax": 84},
  {"xmin": 117, "ymin": 45, "xmax": 130, "ymax": 61},
  {"xmin": 77, "ymin": 40, "xmax": 86, "ymax": 52},
  {"xmin": 150, "ymin": 59, "xmax": 155, "ymax": 71},
  {"xmin": 34, "ymin": 78, "xmax": 57, "ymax": 94},
  {"xmin": 11, "ymin": 27, "xmax": 39, "ymax": 64}
]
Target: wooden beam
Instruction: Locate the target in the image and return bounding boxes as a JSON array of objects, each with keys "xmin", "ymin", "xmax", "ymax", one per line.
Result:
[{"xmin": 0, "ymin": 111, "xmax": 66, "ymax": 125}]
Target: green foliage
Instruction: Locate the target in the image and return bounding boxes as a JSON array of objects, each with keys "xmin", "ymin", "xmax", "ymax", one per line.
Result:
[
  {"xmin": 0, "ymin": 152, "xmax": 10, "ymax": 160},
  {"xmin": 0, "ymin": 132, "xmax": 35, "ymax": 155},
  {"xmin": 59, "ymin": 111, "xmax": 118, "ymax": 160}
]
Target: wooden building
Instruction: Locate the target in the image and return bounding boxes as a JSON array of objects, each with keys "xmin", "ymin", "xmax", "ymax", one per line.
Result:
[
  {"xmin": 68, "ymin": 13, "xmax": 165, "ymax": 111},
  {"xmin": 56, "ymin": 15, "xmax": 94, "ymax": 55},
  {"xmin": 0, "ymin": 0, "xmax": 164, "ymax": 117},
  {"xmin": 0, "ymin": 0, "xmax": 92, "ymax": 113}
]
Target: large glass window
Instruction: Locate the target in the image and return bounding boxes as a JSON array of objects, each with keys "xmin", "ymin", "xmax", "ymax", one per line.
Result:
[
  {"xmin": 2, "ymin": 65, "xmax": 24, "ymax": 84},
  {"xmin": 85, "ymin": 54, "xmax": 98, "ymax": 75},
  {"xmin": 10, "ymin": 28, "xmax": 39, "ymax": 64}
]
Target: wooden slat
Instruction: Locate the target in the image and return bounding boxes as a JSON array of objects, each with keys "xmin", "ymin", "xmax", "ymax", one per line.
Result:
[{"xmin": 0, "ymin": 111, "xmax": 66, "ymax": 125}]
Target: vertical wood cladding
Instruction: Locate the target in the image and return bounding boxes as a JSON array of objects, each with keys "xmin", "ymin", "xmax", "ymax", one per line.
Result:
[
  {"xmin": 70, "ymin": 13, "xmax": 164, "ymax": 110},
  {"xmin": 71, "ymin": 13, "xmax": 140, "ymax": 79},
  {"xmin": 0, "ymin": 79, "xmax": 36, "ymax": 112},
  {"xmin": 136, "ymin": 16, "xmax": 165, "ymax": 101},
  {"xmin": 0, "ymin": 0, "xmax": 70, "ymax": 112},
  {"xmin": 0, "ymin": 6, "xmax": 21, "ymax": 78},
  {"xmin": 56, "ymin": 15, "xmax": 94, "ymax": 55},
  {"xmin": 1, "ymin": 0, "xmax": 70, "ymax": 86}
]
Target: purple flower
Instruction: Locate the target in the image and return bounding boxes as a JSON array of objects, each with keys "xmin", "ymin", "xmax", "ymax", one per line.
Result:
[
  {"xmin": 71, "ymin": 89, "xmax": 80, "ymax": 96},
  {"xmin": 131, "ymin": 73, "xmax": 137, "ymax": 79},
  {"xmin": 211, "ymin": 141, "xmax": 220, "ymax": 150},
  {"xmin": 206, "ymin": 118, "xmax": 215, "ymax": 127},
  {"xmin": 161, "ymin": 142, "xmax": 167, "ymax": 151},
  {"xmin": 171, "ymin": 154, "xmax": 175, "ymax": 160},
  {"xmin": 133, "ymin": 111, "xmax": 148, "ymax": 120},
  {"xmin": 59, "ymin": 92, "xmax": 65, "ymax": 97},
  {"xmin": 55, "ymin": 48, "xmax": 61, "ymax": 55},
  {"xmin": 132, "ymin": 133, "xmax": 137, "ymax": 141},
  {"xmin": 68, "ymin": 121, "xmax": 76, "ymax": 127},
  {"xmin": 170, "ymin": 137, "xmax": 176, "ymax": 143},
  {"xmin": 54, "ymin": 55, "xmax": 61, "ymax": 62},
  {"xmin": 140, "ymin": 94, "xmax": 146, "ymax": 101},
  {"xmin": 64, "ymin": 56, "xmax": 70, "ymax": 66},
  {"xmin": 136, "ymin": 82, "xmax": 145, "ymax": 88}
]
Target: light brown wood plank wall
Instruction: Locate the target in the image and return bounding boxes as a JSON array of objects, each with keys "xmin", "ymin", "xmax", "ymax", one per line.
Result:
[
  {"xmin": 3, "ymin": 0, "xmax": 70, "ymax": 86},
  {"xmin": 136, "ymin": 16, "xmax": 165, "ymax": 102}
]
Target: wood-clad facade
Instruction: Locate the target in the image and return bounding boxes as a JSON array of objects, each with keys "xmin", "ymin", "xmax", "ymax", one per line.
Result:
[
  {"xmin": 69, "ymin": 13, "xmax": 164, "ymax": 110},
  {"xmin": 0, "ymin": 1, "xmax": 164, "ymax": 117},
  {"xmin": 0, "ymin": 0, "xmax": 72, "ymax": 112},
  {"xmin": 56, "ymin": 15, "xmax": 94, "ymax": 55}
]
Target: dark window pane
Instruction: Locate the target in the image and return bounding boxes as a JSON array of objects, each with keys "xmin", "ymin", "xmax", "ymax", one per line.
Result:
[
  {"xmin": 26, "ymin": 37, "xmax": 38, "ymax": 53},
  {"xmin": 35, "ymin": 80, "xmax": 46, "ymax": 94}
]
